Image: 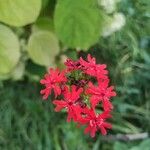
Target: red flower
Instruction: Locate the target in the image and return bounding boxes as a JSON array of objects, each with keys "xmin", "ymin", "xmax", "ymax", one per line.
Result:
[
  {"xmin": 40, "ymin": 54, "xmax": 117, "ymax": 138},
  {"xmin": 79, "ymin": 108, "xmax": 112, "ymax": 137},
  {"xmin": 40, "ymin": 68, "xmax": 67, "ymax": 99},
  {"xmin": 79, "ymin": 54, "xmax": 108, "ymax": 79},
  {"xmin": 53, "ymin": 85, "xmax": 83, "ymax": 122},
  {"xmin": 64, "ymin": 59, "xmax": 82, "ymax": 72},
  {"xmin": 86, "ymin": 79, "xmax": 116, "ymax": 111}
]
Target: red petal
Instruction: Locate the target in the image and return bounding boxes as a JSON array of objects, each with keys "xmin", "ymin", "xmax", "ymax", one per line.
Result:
[
  {"xmin": 100, "ymin": 126, "xmax": 107, "ymax": 135},
  {"xmin": 102, "ymin": 99, "xmax": 113, "ymax": 111},
  {"xmin": 84, "ymin": 126, "xmax": 91, "ymax": 134},
  {"xmin": 53, "ymin": 100, "xmax": 67, "ymax": 112},
  {"xmin": 103, "ymin": 122, "xmax": 112, "ymax": 129},
  {"xmin": 90, "ymin": 126, "xmax": 97, "ymax": 138},
  {"xmin": 53, "ymin": 86, "xmax": 61, "ymax": 97}
]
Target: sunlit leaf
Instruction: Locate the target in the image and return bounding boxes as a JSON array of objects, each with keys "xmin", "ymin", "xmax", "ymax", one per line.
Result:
[
  {"xmin": 27, "ymin": 31, "xmax": 60, "ymax": 66},
  {"xmin": 0, "ymin": 0, "xmax": 41, "ymax": 27},
  {"xmin": 0, "ymin": 24, "xmax": 20, "ymax": 75}
]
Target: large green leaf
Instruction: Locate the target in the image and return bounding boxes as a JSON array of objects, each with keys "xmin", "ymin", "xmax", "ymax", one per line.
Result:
[
  {"xmin": 0, "ymin": 0, "xmax": 41, "ymax": 27},
  {"xmin": 27, "ymin": 31, "xmax": 60, "ymax": 66},
  {"xmin": 54, "ymin": 0, "xmax": 102, "ymax": 49},
  {"xmin": 0, "ymin": 24, "xmax": 20, "ymax": 74}
]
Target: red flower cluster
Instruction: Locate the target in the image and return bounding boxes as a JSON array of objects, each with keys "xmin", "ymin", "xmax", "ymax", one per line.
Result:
[{"xmin": 40, "ymin": 54, "xmax": 116, "ymax": 137}]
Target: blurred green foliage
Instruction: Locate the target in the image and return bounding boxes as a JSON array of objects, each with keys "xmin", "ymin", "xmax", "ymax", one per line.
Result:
[{"xmin": 0, "ymin": 0, "xmax": 150, "ymax": 149}]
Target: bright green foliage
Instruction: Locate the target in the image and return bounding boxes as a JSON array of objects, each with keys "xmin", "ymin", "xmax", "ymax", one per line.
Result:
[
  {"xmin": 54, "ymin": 0, "xmax": 102, "ymax": 49},
  {"xmin": 0, "ymin": 24, "xmax": 20, "ymax": 74},
  {"xmin": 0, "ymin": 0, "xmax": 41, "ymax": 27},
  {"xmin": 27, "ymin": 31, "xmax": 60, "ymax": 66}
]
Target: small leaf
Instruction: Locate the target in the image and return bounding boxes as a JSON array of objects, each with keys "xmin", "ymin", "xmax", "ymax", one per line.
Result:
[
  {"xmin": 0, "ymin": 24, "xmax": 20, "ymax": 75},
  {"xmin": 54, "ymin": 0, "xmax": 103, "ymax": 49},
  {"xmin": 27, "ymin": 31, "xmax": 60, "ymax": 66},
  {"xmin": 0, "ymin": 0, "xmax": 41, "ymax": 27}
]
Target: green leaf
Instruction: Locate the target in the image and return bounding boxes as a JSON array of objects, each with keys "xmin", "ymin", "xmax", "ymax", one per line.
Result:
[
  {"xmin": 0, "ymin": 24, "xmax": 20, "ymax": 75},
  {"xmin": 0, "ymin": 61, "xmax": 25, "ymax": 81},
  {"xmin": 114, "ymin": 142, "xmax": 128, "ymax": 150},
  {"xmin": 54, "ymin": 0, "xmax": 102, "ymax": 49},
  {"xmin": 0, "ymin": 0, "xmax": 41, "ymax": 27},
  {"xmin": 27, "ymin": 31, "xmax": 60, "ymax": 66}
]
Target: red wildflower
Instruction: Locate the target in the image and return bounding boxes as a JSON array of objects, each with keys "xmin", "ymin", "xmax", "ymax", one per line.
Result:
[
  {"xmin": 79, "ymin": 108, "xmax": 112, "ymax": 137},
  {"xmin": 86, "ymin": 79, "xmax": 116, "ymax": 111},
  {"xmin": 64, "ymin": 59, "xmax": 81, "ymax": 71},
  {"xmin": 40, "ymin": 68, "xmax": 67, "ymax": 99},
  {"xmin": 79, "ymin": 54, "xmax": 108, "ymax": 79},
  {"xmin": 40, "ymin": 54, "xmax": 117, "ymax": 137},
  {"xmin": 53, "ymin": 85, "xmax": 83, "ymax": 122}
]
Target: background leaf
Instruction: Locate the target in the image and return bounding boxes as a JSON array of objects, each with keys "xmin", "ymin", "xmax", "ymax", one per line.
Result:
[
  {"xmin": 0, "ymin": 24, "xmax": 20, "ymax": 74},
  {"xmin": 0, "ymin": 0, "xmax": 41, "ymax": 27},
  {"xmin": 27, "ymin": 31, "xmax": 60, "ymax": 67},
  {"xmin": 54, "ymin": 0, "xmax": 102, "ymax": 49}
]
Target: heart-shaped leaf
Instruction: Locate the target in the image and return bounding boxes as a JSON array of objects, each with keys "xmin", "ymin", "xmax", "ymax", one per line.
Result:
[
  {"xmin": 54, "ymin": 0, "xmax": 103, "ymax": 49},
  {"xmin": 27, "ymin": 31, "xmax": 60, "ymax": 66}
]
